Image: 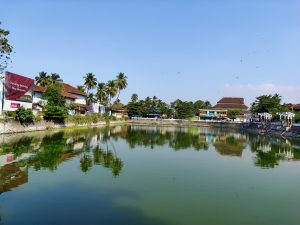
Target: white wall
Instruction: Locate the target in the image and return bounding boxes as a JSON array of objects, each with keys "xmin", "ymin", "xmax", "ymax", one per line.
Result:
[{"xmin": 73, "ymin": 94, "xmax": 86, "ymax": 105}]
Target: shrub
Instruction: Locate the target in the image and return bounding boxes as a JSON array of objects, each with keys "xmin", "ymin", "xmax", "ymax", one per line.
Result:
[
  {"xmin": 14, "ymin": 107, "xmax": 35, "ymax": 124},
  {"xmin": 66, "ymin": 113, "xmax": 103, "ymax": 125},
  {"xmin": 4, "ymin": 111, "xmax": 16, "ymax": 118},
  {"xmin": 295, "ymin": 112, "xmax": 300, "ymax": 123},
  {"xmin": 44, "ymin": 105, "xmax": 68, "ymax": 122}
]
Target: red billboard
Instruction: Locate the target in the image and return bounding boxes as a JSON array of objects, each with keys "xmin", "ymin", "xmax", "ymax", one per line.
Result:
[
  {"xmin": 4, "ymin": 71, "xmax": 34, "ymax": 103},
  {"xmin": 2, "ymin": 72, "xmax": 34, "ymax": 111}
]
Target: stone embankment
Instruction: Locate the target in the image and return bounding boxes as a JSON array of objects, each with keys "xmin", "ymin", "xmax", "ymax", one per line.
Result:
[
  {"xmin": 129, "ymin": 118, "xmax": 241, "ymax": 129},
  {"xmin": 0, "ymin": 119, "xmax": 128, "ymax": 134},
  {"xmin": 0, "ymin": 118, "xmax": 242, "ymax": 134},
  {"xmin": 240, "ymin": 122, "xmax": 300, "ymax": 139}
]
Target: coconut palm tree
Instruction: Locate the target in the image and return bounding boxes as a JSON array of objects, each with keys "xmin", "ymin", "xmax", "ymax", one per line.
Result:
[
  {"xmin": 48, "ymin": 73, "xmax": 63, "ymax": 85},
  {"xmin": 96, "ymin": 82, "xmax": 108, "ymax": 105},
  {"xmin": 35, "ymin": 71, "xmax": 49, "ymax": 87},
  {"xmin": 131, "ymin": 93, "xmax": 138, "ymax": 103},
  {"xmin": 76, "ymin": 85, "xmax": 85, "ymax": 93},
  {"xmin": 83, "ymin": 73, "xmax": 97, "ymax": 92},
  {"xmin": 86, "ymin": 93, "xmax": 97, "ymax": 106},
  {"xmin": 115, "ymin": 72, "xmax": 128, "ymax": 101},
  {"xmin": 106, "ymin": 80, "xmax": 118, "ymax": 107}
]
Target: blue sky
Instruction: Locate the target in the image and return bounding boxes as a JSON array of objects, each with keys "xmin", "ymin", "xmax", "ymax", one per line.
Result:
[{"xmin": 2, "ymin": 0, "xmax": 300, "ymax": 105}]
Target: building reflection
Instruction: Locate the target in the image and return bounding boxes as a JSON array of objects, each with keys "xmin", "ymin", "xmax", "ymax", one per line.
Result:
[
  {"xmin": 0, "ymin": 128, "xmax": 124, "ymax": 194},
  {"xmin": 0, "ymin": 125, "xmax": 300, "ymax": 193}
]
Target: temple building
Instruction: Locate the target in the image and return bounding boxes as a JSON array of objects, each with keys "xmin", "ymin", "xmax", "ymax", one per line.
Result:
[{"xmin": 199, "ymin": 97, "xmax": 249, "ymax": 121}]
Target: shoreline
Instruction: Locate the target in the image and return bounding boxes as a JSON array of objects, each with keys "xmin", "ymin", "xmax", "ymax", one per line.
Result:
[{"xmin": 0, "ymin": 118, "xmax": 299, "ymax": 139}]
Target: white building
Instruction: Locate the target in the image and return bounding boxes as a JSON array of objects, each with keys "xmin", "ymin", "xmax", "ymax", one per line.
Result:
[{"xmin": 33, "ymin": 83, "xmax": 87, "ymax": 114}]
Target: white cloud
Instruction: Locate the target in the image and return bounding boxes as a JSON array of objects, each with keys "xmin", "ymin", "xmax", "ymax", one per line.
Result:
[{"xmin": 223, "ymin": 83, "xmax": 300, "ymax": 105}]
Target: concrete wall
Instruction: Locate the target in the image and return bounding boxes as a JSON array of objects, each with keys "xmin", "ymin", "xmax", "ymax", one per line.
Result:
[
  {"xmin": 0, "ymin": 119, "xmax": 128, "ymax": 134},
  {"xmin": 128, "ymin": 118, "xmax": 241, "ymax": 129}
]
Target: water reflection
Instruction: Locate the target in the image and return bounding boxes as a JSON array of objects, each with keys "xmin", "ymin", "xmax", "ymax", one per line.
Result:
[{"xmin": 0, "ymin": 125, "xmax": 300, "ymax": 194}]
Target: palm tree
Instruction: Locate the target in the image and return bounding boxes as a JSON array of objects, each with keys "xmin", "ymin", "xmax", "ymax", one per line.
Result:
[
  {"xmin": 131, "ymin": 93, "xmax": 138, "ymax": 103},
  {"xmin": 76, "ymin": 85, "xmax": 85, "ymax": 93},
  {"xmin": 96, "ymin": 82, "xmax": 108, "ymax": 105},
  {"xmin": 84, "ymin": 73, "xmax": 97, "ymax": 92},
  {"xmin": 86, "ymin": 93, "xmax": 97, "ymax": 106},
  {"xmin": 115, "ymin": 72, "xmax": 128, "ymax": 101},
  {"xmin": 35, "ymin": 71, "xmax": 49, "ymax": 87},
  {"xmin": 106, "ymin": 80, "xmax": 118, "ymax": 106},
  {"xmin": 48, "ymin": 73, "xmax": 63, "ymax": 85}
]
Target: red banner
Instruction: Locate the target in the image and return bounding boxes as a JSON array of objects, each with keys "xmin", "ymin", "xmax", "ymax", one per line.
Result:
[{"xmin": 4, "ymin": 71, "xmax": 34, "ymax": 102}]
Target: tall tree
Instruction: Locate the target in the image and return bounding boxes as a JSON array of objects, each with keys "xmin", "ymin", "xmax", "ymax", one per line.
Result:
[
  {"xmin": 42, "ymin": 83, "xmax": 65, "ymax": 107},
  {"xmin": 35, "ymin": 71, "xmax": 49, "ymax": 87},
  {"xmin": 106, "ymin": 80, "xmax": 118, "ymax": 108},
  {"xmin": 76, "ymin": 85, "xmax": 85, "ymax": 93},
  {"xmin": 48, "ymin": 73, "xmax": 63, "ymax": 85},
  {"xmin": 251, "ymin": 94, "xmax": 288, "ymax": 115},
  {"xmin": 83, "ymin": 73, "xmax": 97, "ymax": 92},
  {"xmin": 131, "ymin": 93, "xmax": 138, "ymax": 103},
  {"xmin": 115, "ymin": 72, "xmax": 128, "ymax": 101},
  {"xmin": 0, "ymin": 22, "xmax": 13, "ymax": 73},
  {"xmin": 86, "ymin": 93, "xmax": 97, "ymax": 106},
  {"xmin": 96, "ymin": 82, "xmax": 108, "ymax": 105}
]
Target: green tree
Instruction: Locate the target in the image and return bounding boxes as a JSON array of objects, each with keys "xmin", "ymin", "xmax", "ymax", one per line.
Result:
[
  {"xmin": 171, "ymin": 100, "xmax": 194, "ymax": 119},
  {"xmin": 131, "ymin": 93, "xmax": 138, "ymax": 103},
  {"xmin": 44, "ymin": 105, "xmax": 68, "ymax": 121},
  {"xmin": 0, "ymin": 22, "xmax": 13, "ymax": 73},
  {"xmin": 106, "ymin": 80, "xmax": 118, "ymax": 107},
  {"xmin": 84, "ymin": 72, "xmax": 97, "ymax": 92},
  {"xmin": 115, "ymin": 72, "xmax": 128, "ymax": 101},
  {"xmin": 96, "ymin": 82, "xmax": 108, "ymax": 105},
  {"xmin": 42, "ymin": 83, "xmax": 65, "ymax": 106},
  {"xmin": 48, "ymin": 73, "xmax": 63, "ymax": 85},
  {"xmin": 14, "ymin": 107, "xmax": 35, "ymax": 124},
  {"xmin": 86, "ymin": 93, "xmax": 97, "ymax": 105},
  {"xmin": 227, "ymin": 109, "xmax": 242, "ymax": 120},
  {"xmin": 251, "ymin": 94, "xmax": 288, "ymax": 115},
  {"xmin": 76, "ymin": 85, "xmax": 85, "ymax": 93},
  {"xmin": 35, "ymin": 71, "xmax": 49, "ymax": 87}
]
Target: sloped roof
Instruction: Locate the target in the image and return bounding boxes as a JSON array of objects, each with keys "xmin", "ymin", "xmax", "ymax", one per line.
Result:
[
  {"xmin": 213, "ymin": 97, "xmax": 248, "ymax": 110},
  {"xmin": 34, "ymin": 83, "xmax": 85, "ymax": 99},
  {"xmin": 62, "ymin": 83, "xmax": 86, "ymax": 96},
  {"xmin": 293, "ymin": 104, "xmax": 300, "ymax": 110},
  {"xmin": 34, "ymin": 85, "xmax": 46, "ymax": 93}
]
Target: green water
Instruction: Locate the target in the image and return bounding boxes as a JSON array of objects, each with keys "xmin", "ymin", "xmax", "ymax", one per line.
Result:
[{"xmin": 0, "ymin": 125, "xmax": 300, "ymax": 225}]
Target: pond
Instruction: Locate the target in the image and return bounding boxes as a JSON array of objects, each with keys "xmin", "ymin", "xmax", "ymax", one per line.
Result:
[{"xmin": 0, "ymin": 125, "xmax": 300, "ymax": 225}]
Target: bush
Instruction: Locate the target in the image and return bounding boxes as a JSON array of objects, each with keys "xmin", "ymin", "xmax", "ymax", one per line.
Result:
[
  {"xmin": 44, "ymin": 106, "xmax": 68, "ymax": 122},
  {"xmin": 66, "ymin": 113, "xmax": 103, "ymax": 125},
  {"xmin": 4, "ymin": 111, "xmax": 16, "ymax": 118},
  {"xmin": 295, "ymin": 112, "xmax": 300, "ymax": 123},
  {"xmin": 14, "ymin": 107, "xmax": 35, "ymax": 124}
]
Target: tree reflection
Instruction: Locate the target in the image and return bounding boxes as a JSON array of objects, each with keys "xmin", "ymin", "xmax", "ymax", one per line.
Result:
[
  {"xmin": 80, "ymin": 154, "xmax": 93, "ymax": 173},
  {"xmin": 247, "ymin": 133, "xmax": 300, "ymax": 168},
  {"xmin": 1, "ymin": 125, "xmax": 300, "ymax": 195}
]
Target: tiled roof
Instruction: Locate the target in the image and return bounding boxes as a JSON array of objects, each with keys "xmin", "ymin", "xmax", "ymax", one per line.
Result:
[
  {"xmin": 62, "ymin": 83, "xmax": 86, "ymax": 96},
  {"xmin": 34, "ymin": 85, "xmax": 46, "ymax": 93},
  {"xmin": 62, "ymin": 91, "xmax": 77, "ymax": 99},
  {"xmin": 34, "ymin": 83, "xmax": 85, "ymax": 100},
  {"xmin": 293, "ymin": 104, "xmax": 300, "ymax": 110},
  {"xmin": 213, "ymin": 97, "xmax": 248, "ymax": 109},
  {"xmin": 217, "ymin": 97, "xmax": 245, "ymax": 104}
]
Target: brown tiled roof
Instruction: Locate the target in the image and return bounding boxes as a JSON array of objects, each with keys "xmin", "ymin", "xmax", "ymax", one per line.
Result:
[
  {"xmin": 62, "ymin": 91, "xmax": 77, "ymax": 99},
  {"xmin": 293, "ymin": 104, "xmax": 300, "ymax": 110},
  {"xmin": 34, "ymin": 85, "xmax": 46, "ymax": 93},
  {"xmin": 62, "ymin": 83, "xmax": 86, "ymax": 96},
  {"xmin": 34, "ymin": 83, "xmax": 85, "ymax": 99},
  {"xmin": 213, "ymin": 97, "xmax": 248, "ymax": 110}
]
